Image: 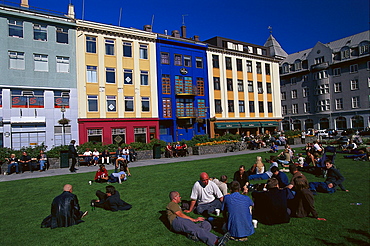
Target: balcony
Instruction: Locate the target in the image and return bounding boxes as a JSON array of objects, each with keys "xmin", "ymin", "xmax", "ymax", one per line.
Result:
[
  {"xmin": 175, "ymin": 85, "xmax": 197, "ymax": 96},
  {"xmin": 176, "ymin": 108, "xmax": 197, "ymax": 119}
]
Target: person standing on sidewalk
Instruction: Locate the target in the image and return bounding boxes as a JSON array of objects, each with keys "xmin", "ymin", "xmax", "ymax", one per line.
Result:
[{"xmin": 68, "ymin": 140, "xmax": 78, "ymax": 173}]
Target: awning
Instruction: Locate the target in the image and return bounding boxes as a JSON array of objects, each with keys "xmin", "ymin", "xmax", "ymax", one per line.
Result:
[
  {"xmin": 260, "ymin": 121, "xmax": 279, "ymax": 127},
  {"xmin": 214, "ymin": 122, "xmax": 241, "ymax": 129},
  {"xmin": 240, "ymin": 122, "xmax": 261, "ymax": 128},
  {"xmin": 11, "ymin": 117, "xmax": 46, "ymax": 124}
]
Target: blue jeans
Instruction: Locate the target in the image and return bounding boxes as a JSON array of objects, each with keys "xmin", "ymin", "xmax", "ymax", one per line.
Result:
[
  {"xmin": 196, "ymin": 199, "xmax": 222, "ymax": 214},
  {"xmin": 8, "ymin": 163, "xmax": 19, "ymax": 173},
  {"xmin": 249, "ymin": 173, "xmax": 270, "ymax": 180},
  {"xmin": 39, "ymin": 160, "xmax": 46, "ymax": 170},
  {"xmin": 309, "ymin": 182, "xmax": 335, "ymax": 194}
]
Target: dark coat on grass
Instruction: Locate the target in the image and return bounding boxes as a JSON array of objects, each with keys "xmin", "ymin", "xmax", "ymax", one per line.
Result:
[{"xmin": 95, "ymin": 190, "xmax": 132, "ymax": 212}]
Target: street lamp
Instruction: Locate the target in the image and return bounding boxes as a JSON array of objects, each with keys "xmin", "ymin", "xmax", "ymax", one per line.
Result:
[{"xmin": 58, "ymin": 106, "xmax": 70, "ymax": 146}]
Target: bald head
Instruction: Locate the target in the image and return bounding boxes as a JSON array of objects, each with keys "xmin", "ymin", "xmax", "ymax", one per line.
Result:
[
  {"xmin": 200, "ymin": 172, "xmax": 209, "ymax": 186},
  {"xmin": 63, "ymin": 184, "xmax": 73, "ymax": 192}
]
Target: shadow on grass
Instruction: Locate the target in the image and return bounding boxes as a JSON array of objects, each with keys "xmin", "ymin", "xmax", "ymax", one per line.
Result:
[
  {"xmin": 158, "ymin": 210, "xmax": 171, "ymax": 231},
  {"xmin": 316, "ymin": 229, "xmax": 370, "ymax": 245}
]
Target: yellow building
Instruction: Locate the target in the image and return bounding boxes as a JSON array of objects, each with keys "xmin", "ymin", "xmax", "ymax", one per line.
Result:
[
  {"xmin": 76, "ymin": 20, "xmax": 158, "ymax": 144},
  {"xmin": 204, "ymin": 37, "xmax": 282, "ymax": 137}
]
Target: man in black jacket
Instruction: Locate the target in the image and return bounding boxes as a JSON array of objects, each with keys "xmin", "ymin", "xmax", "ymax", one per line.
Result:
[
  {"xmin": 93, "ymin": 185, "xmax": 132, "ymax": 211},
  {"xmin": 68, "ymin": 140, "xmax": 78, "ymax": 173},
  {"xmin": 309, "ymin": 160, "xmax": 349, "ymax": 195}
]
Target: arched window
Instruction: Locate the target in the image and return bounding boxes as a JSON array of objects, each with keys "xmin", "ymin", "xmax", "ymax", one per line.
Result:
[
  {"xmin": 336, "ymin": 117, "xmax": 347, "ymax": 130},
  {"xmin": 294, "ymin": 59, "xmax": 302, "ymax": 71},
  {"xmin": 282, "ymin": 120, "xmax": 290, "ymax": 131},
  {"xmin": 293, "ymin": 120, "xmax": 301, "ymax": 130},
  {"xmin": 351, "ymin": 115, "xmax": 364, "ymax": 129},
  {"xmin": 340, "ymin": 46, "xmax": 350, "ymax": 60},
  {"xmin": 359, "ymin": 41, "xmax": 369, "ymax": 55},
  {"xmin": 319, "ymin": 118, "xmax": 329, "ymax": 129},
  {"xmin": 305, "ymin": 119, "xmax": 314, "ymax": 129}
]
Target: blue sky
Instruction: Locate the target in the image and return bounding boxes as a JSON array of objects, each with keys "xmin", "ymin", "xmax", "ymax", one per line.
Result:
[{"xmin": 22, "ymin": 0, "xmax": 369, "ymax": 54}]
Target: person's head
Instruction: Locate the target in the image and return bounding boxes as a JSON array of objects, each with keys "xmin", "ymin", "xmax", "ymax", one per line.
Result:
[
  {"xmin": 86, "ymin": 148, "xmax": 90, "ymax": 151},
  {"xmin": 124, "ymin": 146, "xmax": 128, "ymax": 149},
  {"xmin": 94, "ymin": 148, "xmax": 97, "ymax": 151},
  {"xmin": 40, "ymin": 150, "xmax": 44, "ymax": 154},
  {"xmin": 270, "ymin": 166, "xmax": 280, "ymax": 175},
  {"xmin": 120, "ymin": 166, "xmax": 125, "ymax": 172},
  {"xmin": 289, "ymin": 165, "xmax": 298, "ymax": 174},
  {"xmin": 325, "ymin": 160, "xmax": 333, "ymax": 169},
  {"xmin": 70, "ymin": 140, "xmax": 76, "ymax": 144},
  {"xmin": 313, "ymin": 152, "xmax": 319, "ymax": 158},
  {"xmin": 269, "ymin": 156, "xmax": 277, "ymax": 162},
  {"xmin": 99, "ymin": 164, "xmax": 105, "ymax": 171},
  {"xmin": 105, "ymin": 185, "xmax": 116, "ymax": 196},
  {"xmin": 294, "ymin": 176, "xmax": 309, "ymax": 191},
  {"xmin": 230, "ymin": 181, "xmax": 241, "ymax": 193},
  {"xmin": 22, "ymin": 151, "xmax": 27, "ymax": 156},
  {"xmin": 169, "ymin": 191, "xmax": 181, "ymax": 203},
  {"xmin": 298, "ymin": 153, "xmax": 303, "ymax": 157},
  {"xmin": 10, "ymin": 153, "xmax": 15, "ymax": 158},
  {"xmin": 220, "ymin": 175, "xmax": 228, "ymax": 183},
  {"xmin": 266, "ymin": 178, "xmax": 279, "ymax": 189},
  {"xmin": 63, "ymin": 184, "xmax": 73, "ymax": 193},
  {"xmin": 200, "ymin": 172, "xmax": 209, "ymax": 186},
  {"xmin": 239, "ymin": 165, "xmax": 245, "ymax": 174}
]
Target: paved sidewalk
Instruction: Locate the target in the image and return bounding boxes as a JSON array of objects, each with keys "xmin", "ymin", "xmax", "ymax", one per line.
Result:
[{"xmin": 0, "ymin": 144, "xmax": 305, "ymax": 182}]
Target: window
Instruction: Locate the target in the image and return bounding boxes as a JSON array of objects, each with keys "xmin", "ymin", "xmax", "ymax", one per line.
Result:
[
  {"xmin": 314, "ymin": 56, "xmax": 324, "ymax": 64},
  {"xmin": 314, "ymin": 70, "xmax": 328, "ymax": 80},
  {"xmin": 292, "ymin": 90, "xmax": 297, "ymax": 99},
  {"xmin": 184, "ymin": 56, "xmax": 191, "ymax": 67},
  {"xmin": 33, "ymin": 24, "xmax": 47, "ymax": 41},
  {"xmin": 350, "ymin": 64, "xmax": 358, "ymax": 73},
  {"xmin": 291, "ymin": 77, "xmax": 297, "ymax": 84},
  {"xmin": 106, "ymin": 68, "xmax": 116, "ymax": 84},
  {"xmin": 54, "ymin": 91, "xmax": 69, "ymax": 108},
  {"xmin": 334, "ymin": 82, "xmax": 342, "ymax": 92},
  {"xmin": 258, "ymin": 101, "xmax": 264, "ymax": 113},
  {"xmin": 317, "ymin": 99, "xmax": 330, "ymax": 111},
  {"xmin": 198, "ymin": 99, "xmax": 206, "ymax": 117},
  {"xmin": 124, "ymin": 69, "xmax": 133, "ymax": 84},
  {"xmin": 294, "ymin": 60, "xmax": 302, "ymax": 71},
  {"xmin": 237, "ymin": 80, "xmax": 244, "ymax": 92},
  {"xmin": 282, "ymin": 63, "xmax": 289, "ymax": 74},
  {"xmin": 246, "ymin": 61, "xmax": 252, "ymax": 72},
  {"xmin": 174, "ymin": 54, "xmax": 182, "ymax": 66},
  {"xmin": 333, "ymin": 68, "xmax": 341, "ymax": 76},
  {"xmin": 303, "ymin": 75, "xmax": 308, "ymax": 82},
  {"xmin": 350, "ymin": 79, "xmax": 359, "ymax": 90},
  {"xmin": 123, "ymin": 42, "xmax": 132, "ymax": 57},
  {"xmin": 134, "ymin": 128, "xmax": 147, "ymax": 143},
  {"xmin": 162, "ymin": 74, "xmax": 171, "ymax": 94},
  {"xmin": 86, "ymin": 36, "xmax": 96, "ymax": 53},
  {"xmin": 175, "ymin": 76, "xmax": 192, "ymax": 94},
  {"xmin": 142, "ymin": 97, "xmax": 150, "ymax": 112},
  {"xmin": 176, "ymin": 98, "xmax": 194, "ymax": 117},
  {"xmin": 228, "ymin": 100, "xmax": 234, "ymax": 113},
  {"xmin": 87, "ymin": 95, "xmax": 98, "ymax": 112},
  {"xmin": 281, "ymin": 92, "xmax": 286, "ymax": 100},
  {"xmin": 56, "ymin": 27, "xmax": 68, "ymax": 44},
  {"xmin": 215, "ymin": 99, "xmax": 222, "ymax": 113},
  {"xmin": 268, "ymin": 102, "xmax": 273, "ymax": 113},
  {"xmin": 11, "ymin": 90, "xmax": 44, "ymax": 108},
  {"xmin": 214, "ymin": 77, "xmax": 221, "ymax": 90},
  {"xmin": 87, "ymin": 66, "xmax": 97, "ymax": 83},
  {"xmin": 292, "ymin": 104, "xmax": 298, "ymax": 114},
  {"xmin": 266, "ymin": 83, "xmax": 272, "ymax": 93},
  {"xmin": 304, "ymin": 103, "xmax": 310, "ymax": 113},
  {"xmin": 140, "ymin": 71, "xmax": 149, "ymax": 85},
  {"xmin": 8, "ymin": 19, "xmax": 23, "ymax": 38},
  {"xmin": 125, "ymin": 97, "xmax": 134, "ymax": 111},
  {"xmin": 163, "ymin": 98, "xmax": 172, "ymax": 117},
  {"xmin": 303, "ymin": 87, "xmax": 309, "ymax": 97},
  {"xmin": 282, "ymin": 105, "xmax": 287, "ymax": 115},
  {"xmin": 316, "ymin": 84, "xmax": 329, "ymax": 94},
  {"xmin": 197, "ymin": 78, "xmax": 204, "ymax": 96},
  {"xmin": 140, "ymin": 44, "xmax": 148, "ymax": 59},
  {"xmin": 106, "ymin": 96, "xmax": 116, "ymax": 112},
  {"xmin": 248, "ymin": 81, "xmax": 254, "ymax": 92},
  {"xmin": 195, "ymin": 57, "xmax": 203, "ymax": 68},
  {"xmin": 212, "ymin": 55, "xmax": 219, "ymax": 68},
  {"xmin": 265, "ymin": 64, "xmax": 271, "ymax": 75},
  {"xmin": 249, "ymin": 101, "xmax": 255, "ymax": 113},
  {"xmin": 341, "ymin": 47, "xmax": 350, "ymax": 60},
  {"xmin": 239, "ymin": 100, "xmax": 245, "ymax": 113},
  {"xmin": 34, "ymin": 54, "xmax": 48, "ymax": 72},
  {"xmin": 258, "ymin": 82, "xmax": 263, "ymax": 94},
  {"xmin": 87, "ymin": 129, "xmax": 102, "ymax": 142},
  {"xmin": 112, "ymin": 128, "xmax": 126, "ymax": 145},
  {"xmin": 256, "ymin": 62, "xmax": 262, "ymax": 74},
  {"xmin": 227, "ymin": 79, "xmax": 233, "ymax": 91},
  {"xmin": 352, "ymin": 96, "xmax": 360, "ymax": 108},
  {"xmin": 56, "ymin": 56, "xmax": 69, "ymax": 73},
  {"xmin": 359, "ymin": 41, "xmax": 369, "ymax": 55},
  {"xmin": 225, "ymin": 57, "xmax": 232, "ymax": 70},
  {"xmin": 9, "ymin": 51, "xmax": 25, "ymax": 70},
  {"xmin": 105, "ymin": 39, "xmax": 115, "ymax": 55},
  {"xmin": 236, "ymin": 59, "xmax": 242, "ymax": 71},
  {"xmin": 335, "ymin": 98, "xmax": 343, "ymax": 110}
]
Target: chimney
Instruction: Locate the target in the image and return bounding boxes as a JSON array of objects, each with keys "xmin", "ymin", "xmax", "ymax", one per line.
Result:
[
  {"xmin": 143, "ymin": 25, "xmax": 152, "ymax": 32},
  {"xmin": 67, "ymin": 4, "xmax": 75, "ymax": 19},
  {"xmin": 171, "ymin": 30, "xmax": 180, "ymax": 38},
  {"xmin": 193, "ymin": 35, "xmax": 200, "ymax": 41},
  {"xmin": 21, "ymin": 0, "xmax": 29, "ymax": 8},
  {"xmin": 181, "ymin": 25, "xmax": 186, "ymax": 38}
]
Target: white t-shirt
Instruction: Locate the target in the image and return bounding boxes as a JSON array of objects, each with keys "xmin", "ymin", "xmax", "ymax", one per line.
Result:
[
  {"xmin": 313, "ymin": 143, "xmax": 322, "ymax": 151},
  {"xmin": 190, "ymin": 180, "xmax": 223, "ymax": 205},
  {"xmin": 84, "ymin": 151, "xmax": 92, "ymax": 156},
  {"xmin": 212, "ymin": 178, "xmax": 228, "ymax": 196}
]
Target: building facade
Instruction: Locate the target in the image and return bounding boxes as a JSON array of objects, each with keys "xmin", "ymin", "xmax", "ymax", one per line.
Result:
[
  {"xmin": 0, "ymin": 2, "xmax": 78, "ymax": 149},
  {"xmin": 279, "ymin": 31, "xmax": 370, "ymax": 131},
  {"xmin": 156, "ymin": 30, "xmax": 209, "ymax": 142},
  {"xmin": 76, "ymin": 20, "xmax": 159, "ymax": 145},
  {"xmin": 204, "ymin": 37, "xmax": 282, "ymax": 137}
]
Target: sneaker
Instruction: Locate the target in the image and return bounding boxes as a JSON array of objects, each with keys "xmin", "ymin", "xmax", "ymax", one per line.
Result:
[
  {"xmin": 215, "ymin": 209, "xmax": 221, "ymax": 216},
  {"xmin": 81, "ymin": 211, "xmax": 88, "ymax": 218},
  {"xmin": 217, "ymin": 232, "xmax": 230, "ymax": 246}
]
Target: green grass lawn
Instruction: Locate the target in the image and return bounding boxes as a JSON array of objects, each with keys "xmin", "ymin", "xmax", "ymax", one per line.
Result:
[{"xmin": 0, "ymin": 149, "xmax": 369, "ymax": 246}]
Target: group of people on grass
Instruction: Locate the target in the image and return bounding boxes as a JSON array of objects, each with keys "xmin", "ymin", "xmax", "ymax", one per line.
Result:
[{"xmin": 4, "ymin": 150, "xmax": 47, "ymax": 174}]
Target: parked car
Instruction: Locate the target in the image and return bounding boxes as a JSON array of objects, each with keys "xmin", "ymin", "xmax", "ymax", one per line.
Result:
[{"xmin": 317, "ymin": 130, "xmax": 329, "ymax": 138}]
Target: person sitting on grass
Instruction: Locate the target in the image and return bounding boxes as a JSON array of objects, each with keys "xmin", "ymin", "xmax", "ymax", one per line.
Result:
[
  {"xmin": 286, "ymin": 165, "xmax": 307, "ymax": 191},
  {"xmin": 108, "ymin": 166, "xmax": 127, "ymax": 184},
  {"xmin": 267, "ymin": 142, "xmax": 278, "ymax": 153},
  {"xmin": 92, "ymin": 185, "xmax": 132, "ymax": 212},
  {"xmin": 222, "ymin": 181, "xmax": 254, "ymax": 242},
  {"xmin": 309, "ymin": 160, "xmax": 349, "ymax": 195},
  {"xmin": 248, "ymin": 156, "xmax": 278, "ymax": 181},
  {"xmin": 211, "ymin": 175, "xmax": 228, "ymax": 196},
  {"xmin": 233, "ymin": 165, "xmax": 249, "ymax": 188},
  {"xmin": 271, "ymin": 166, "xmax": 290, "ymax": 188},
  {"xmin": 94, "ymin": 164, "xmax": 109, "ymax": 183},
  {"xmin": 166, "ymin": 191, "xmax": 229, "ymax": 246}
]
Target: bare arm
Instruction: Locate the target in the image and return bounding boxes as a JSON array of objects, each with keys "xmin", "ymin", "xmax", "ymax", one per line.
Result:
[
  {"xmin": 184, "ymin": 200, "xmax": 196, "ymax": 213},
  {"xmin": 175, "ymin": 210, "xmax": 204, "ymax": 222}
]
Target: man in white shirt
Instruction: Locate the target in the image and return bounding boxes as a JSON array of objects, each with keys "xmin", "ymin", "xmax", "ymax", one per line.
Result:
[{"xmin": 184, "ymin": 172, "xmax": 224, "ymax": 216}]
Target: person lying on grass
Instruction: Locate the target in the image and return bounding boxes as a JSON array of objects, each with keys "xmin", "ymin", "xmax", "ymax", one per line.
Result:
[{"xmin": 92, "ymin": 185, "xmax": 132, "ymax": 212}]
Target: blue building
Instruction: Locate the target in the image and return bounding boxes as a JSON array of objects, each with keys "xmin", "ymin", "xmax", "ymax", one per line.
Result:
[{"xmin": 156, "ymin": 30, "xmax": 209, "ymax": 142}]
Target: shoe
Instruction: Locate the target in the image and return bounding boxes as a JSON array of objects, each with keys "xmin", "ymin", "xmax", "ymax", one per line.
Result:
[
  {"xmin": 81, "ymin": 211, "xmax": 88, "ymax": 218},
  {"xmin": 187, "ymin": 234, "xmax": 199, "ymax": 242},
  {"xmin": 215, "ymin": 209, "xmax": 220, "ymax": 216},
  {"xmin": 217, "ymin": 232, "xmax": 230, "ymax": 246},
  {"xmin": 70, "ymin": 170, "xmax": 76, "ymax": 173},
  {"xmin": 74, "ymin": 168, "xmax": 79, "ymax": 171}
]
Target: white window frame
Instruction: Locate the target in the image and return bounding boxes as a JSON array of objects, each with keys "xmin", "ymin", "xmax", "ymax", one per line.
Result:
[
  {"xmin": 350, "ymin": 64, "xmax": 358, "ymax": 73},
  {"xmin": 350, "ymin": 79, "xmax": 359, "ymax": 90},
  {"xmin": 86, "ymin": 66, "xmax": 97, "ymax": 83},
  {"xmin": 56, "ymin": 56, "xmax": 70, "ymax": 73},
  {"xmin": 33, "ymin": 24, "xmax": 47, "ymax": 41},
  {"xmin": 105, "ymin": 39, "xmax": 115, "ymax": 55},
  {"xmin": 106, "ymin": 95, "xmax": 117, "ymax": 112},
  {"xmin": 141, "ymin": 97, "xmax": 150, "ymax": 112},
  {"xmin": 334, "ymin": 82, "xmax": 342, "ymax": 92},
  {"xmin": 140, "ymin": 71, "xmax": 149, "ymax": 85},
  {"xmin": 87, "ymin": 95, "xmax": 98, "ymax": 112},
  {"xmin": 292, "ymin": 104, "xmax": 298, "ymax": 114},
  {"xmin": 34, "ymin": 54, "xmax": 48, "ymax": 72},
  {"xmin": 139, "ymin": 44, "xmax": 148, "ymax": 59},
  {"xmin": 351, "ymin": 96, "xmax": 360, "ymax": 108},
  {"xmin": 291, "ymin": 90, "xmax": 297, "ymax": 99},
  {"xmin": 333, "ymin": 68, "xmax": 341, "ymax": 76},
  {"xmin": 106, "ymin": 67, "xmax": 116, "ymax": 84},
  {"xmin": 9, "ymin": 51, "xmax": 25, "ymax": 70},
  {"xmin": 335, "ymin": 98, "xmax": 343, "ymax": 110}
]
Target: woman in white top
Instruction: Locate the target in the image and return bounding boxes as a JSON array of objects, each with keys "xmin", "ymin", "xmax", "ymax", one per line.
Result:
[{"xmin": 92, "ymin": 148, "xmax": 100, "ymax": 166}]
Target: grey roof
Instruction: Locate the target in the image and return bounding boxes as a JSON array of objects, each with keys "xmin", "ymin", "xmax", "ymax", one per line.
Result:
[{"xmin": 264, "ymin": 34, "xmax": 288, "ymax": 59}]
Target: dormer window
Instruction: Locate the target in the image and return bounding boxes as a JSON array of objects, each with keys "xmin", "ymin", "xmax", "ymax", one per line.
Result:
[
  {"xmin": 341, "ymin": 47, "xmax": 350, "ymax": 60},
  {"xmin": 294, "ymin": 59, "xmax": 302, "ymax": 71},
  {"xmin": 282, "ymin": 63, "xmax": 289, "ymax": 74},
  {"xmin": 359, "ymin": 41, "xmax": 369, "ymax": 55},
  {"xmin": 314, "ymin": 56, "xmax": 324, "ymax": 64}
]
